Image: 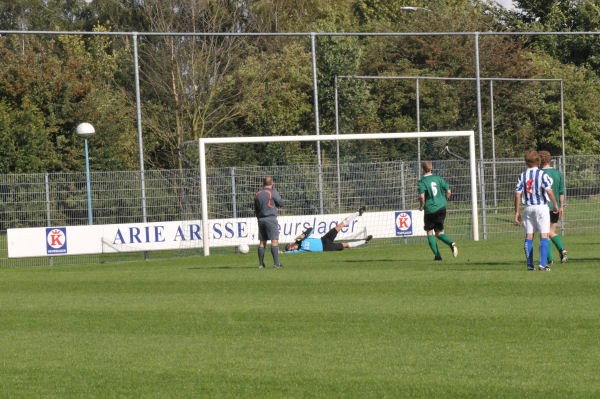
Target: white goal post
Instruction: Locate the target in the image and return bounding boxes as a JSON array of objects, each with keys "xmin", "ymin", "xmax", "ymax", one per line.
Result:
[{"xmin": 198, "ymin": 131, "xmax": 479, "ymax": 255}]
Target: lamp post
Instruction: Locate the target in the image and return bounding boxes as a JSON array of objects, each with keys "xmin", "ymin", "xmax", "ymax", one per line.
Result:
[{"xmin": 76, "ymin": 122, "xmax": 95, "ymax": 225}]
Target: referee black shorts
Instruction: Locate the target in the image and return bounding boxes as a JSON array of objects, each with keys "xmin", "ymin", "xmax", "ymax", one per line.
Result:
[
  {"xmin": 321, "ymin": 228, "xmax": 344, "ymax": 251},
  {"xmin": 424, "ymin": 207, "xmax": 446, "ymax": 233}
]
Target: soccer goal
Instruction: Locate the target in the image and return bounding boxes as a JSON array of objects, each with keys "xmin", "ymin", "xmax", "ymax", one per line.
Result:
[{"xmin": 196, "ymin": 131, "xmax": 479, "ymax": 255}]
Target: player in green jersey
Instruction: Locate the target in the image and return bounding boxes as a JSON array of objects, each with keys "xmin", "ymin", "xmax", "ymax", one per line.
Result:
[
  {"xmin": 539, "ymin": 151, "xmax": 568, "ymax": 264},
  {"xmin": 418, "ymin": 161, "xmax": 458, "ymax": 260}
]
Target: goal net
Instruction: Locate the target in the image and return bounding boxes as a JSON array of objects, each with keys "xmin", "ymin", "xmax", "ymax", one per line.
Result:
[{"xmin": 190, "ymin": 131, "xmax": 478, "ymax": 255}]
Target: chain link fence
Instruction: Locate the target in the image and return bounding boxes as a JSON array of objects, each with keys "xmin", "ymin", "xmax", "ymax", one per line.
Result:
[{"xmin": 2, "ymin": 155, "xmax": 599, "ymax": 266}]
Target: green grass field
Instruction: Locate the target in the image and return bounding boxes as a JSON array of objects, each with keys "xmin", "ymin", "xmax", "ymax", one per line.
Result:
[{"xmin": 1, "ymin": 235, "xmax": 599, "ymax": 398}]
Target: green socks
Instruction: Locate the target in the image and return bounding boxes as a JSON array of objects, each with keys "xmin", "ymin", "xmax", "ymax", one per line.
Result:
[
  {"xmin": 547, "ymin": 239, "xmax": 554, "ymax": 263},
  {"xmin": 429, "ymin": 234, "xmax": 455, "ymax": 259},
  {"xmin": 547, "ymin": 236, "xmax": 566, "ymax": 263},
  {"xmin": 437, "ymin": 234, "xmax": 453, "ymax": 247},
  {"xmin": 551, "ymin": 235, "xmax": 565, "ymax": 251},
  {"xmin": 428, "ymin": 235, "xmax": 441, "ymax": 258}
]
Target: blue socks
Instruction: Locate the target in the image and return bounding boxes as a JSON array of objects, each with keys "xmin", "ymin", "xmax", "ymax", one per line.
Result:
[
  {"xmin": 524, "ymin": 239, "xmax": 533, "ymax": 269},
  {"xmin": 539, "ymin": 238, "xmax": 549, "ymax": 267},
  {"xmin": 524, "ymin": 238, "xmax": 550, "ymax": 269}
]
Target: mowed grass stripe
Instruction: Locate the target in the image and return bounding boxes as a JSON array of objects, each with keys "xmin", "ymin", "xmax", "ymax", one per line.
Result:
[{"xmin": 1, "ymin": 235, "xmax": 599, "ymax": 398}]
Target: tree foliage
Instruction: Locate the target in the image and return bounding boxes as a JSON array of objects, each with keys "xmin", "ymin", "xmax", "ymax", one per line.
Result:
[
  {"xmin": 1, "ymin": 0, "xmax": 600, "ymax": 172},
  {"xmin": 512, "ymin": 0, "xmax": 600, "ymax": 71},
  {"xmin": 0, "ymin": 30, "xmax": 136, "ymax": 173}
]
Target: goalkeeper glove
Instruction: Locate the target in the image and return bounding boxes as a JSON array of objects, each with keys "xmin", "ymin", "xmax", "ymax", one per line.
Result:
[{"xmin": 295, "ymin": 227, "xmax": 313, "ymax": 241}]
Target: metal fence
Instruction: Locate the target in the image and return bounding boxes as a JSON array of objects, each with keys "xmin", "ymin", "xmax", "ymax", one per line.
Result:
[{"xmin": 2, "ymin": 155, "xmax": 599, "ymax": 266}]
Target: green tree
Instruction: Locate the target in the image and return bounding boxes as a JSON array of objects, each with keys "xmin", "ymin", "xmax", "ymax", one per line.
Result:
[
  {"xmin": 82, "ymin": 0, "xmax": 149, "ymax": 32},
  {"xmin": 0, "ymin": 0, "xmax": 90, "ymax": 31},
  {"xmin": 512, "ymin": 0, "xmax": 600, "ymax": 72},
  {"xmin": 0, "ymin": 30, "xmax": 137, "ymax": 173},
  {"xmin": 214, "ymin": 41, "xmax": 316, "ymax": 166},
  {"xmin": 137, "ymin": 0, "xmax": 251, "ymax": 170},
  {"xmin": 0, "ymin": 101, "xmax": 49, "ymax": 173}
]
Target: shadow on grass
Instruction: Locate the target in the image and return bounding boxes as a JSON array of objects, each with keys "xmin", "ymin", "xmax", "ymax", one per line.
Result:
[
  {"xmin": 474, "ymin": 261, "xmax": 517, "ymax": 266},
  {"xmin": 187, "ymin": 266, "xmax": 256, "ymax": 270},
  {"xmin": 567, "ymin": 257, "xmax": 599, "ymax": 262},
  {"xmin": 443, "ymin": 260, "xmax": 521, "ymax": 271},
  {"xmin": 446, "ymin": 267, "xmax": 522, "ymax": 272}
]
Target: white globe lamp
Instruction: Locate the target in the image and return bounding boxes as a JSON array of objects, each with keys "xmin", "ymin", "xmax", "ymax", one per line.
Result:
[{"xmin": 76, "ymin": 122, "xmax": 96, "ymax": 137}]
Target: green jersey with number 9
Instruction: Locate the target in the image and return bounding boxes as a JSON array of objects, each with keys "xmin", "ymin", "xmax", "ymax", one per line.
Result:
[{"xmin": 418, "ymin": 174, "xmax": 450, "ymax": 214}]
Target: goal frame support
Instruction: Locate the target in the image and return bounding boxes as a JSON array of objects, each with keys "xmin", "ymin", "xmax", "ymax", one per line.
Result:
[{"xmin": 198, "ymin": 131, "xmax": 479, "ymax": 255}]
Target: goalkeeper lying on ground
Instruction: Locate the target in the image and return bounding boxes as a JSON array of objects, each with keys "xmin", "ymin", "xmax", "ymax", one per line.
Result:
[{"xmin": 283, "ymin": 207, "xmax": 372, "ymax": 253}]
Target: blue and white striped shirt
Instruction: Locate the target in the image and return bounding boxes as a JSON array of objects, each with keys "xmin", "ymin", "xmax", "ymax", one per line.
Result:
[{"xmin": 515, "ymin": 167, "xmax": 552, "ymax": 205}]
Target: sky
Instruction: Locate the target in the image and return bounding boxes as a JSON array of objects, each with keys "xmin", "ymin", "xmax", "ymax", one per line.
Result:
[{"xmin": 495, "ymin": 0, "xmax": 516, "ymax": 10}]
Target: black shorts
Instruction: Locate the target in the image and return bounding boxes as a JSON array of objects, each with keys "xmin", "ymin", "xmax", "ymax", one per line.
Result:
[
  {"xmin": 321, "ymin": 228, "xmax": 344, "ymax": 251},
  {"xmin": 424, "ymin": 208, "xmax": 446, "ymax": 233},
  {"xmin": 549, "ymin": 209, "xmax": 560, "ymax": 224}
]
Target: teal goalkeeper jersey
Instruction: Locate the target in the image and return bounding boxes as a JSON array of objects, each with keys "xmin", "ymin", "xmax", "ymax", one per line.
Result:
[
  {"xmin": 418, "ymin": 173, "xmax": 449, "ymax": 214},
  {"xmin": 542, "ymin": 167, "xmax": 565, "ymax": 211},
  {"xmin": 284, "ymin": 229, "xmax": 323, "ymax": 253}
]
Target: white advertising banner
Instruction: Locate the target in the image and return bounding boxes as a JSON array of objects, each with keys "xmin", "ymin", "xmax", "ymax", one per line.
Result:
[{"xmin": 7, "ymin": 210, "xmax": 424, "ymax": 258}]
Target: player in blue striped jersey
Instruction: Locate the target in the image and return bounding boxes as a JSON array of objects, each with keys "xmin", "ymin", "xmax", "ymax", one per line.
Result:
[{"xmin": 514, "ymin": 150, "xmax": 559, "ymax": 271}]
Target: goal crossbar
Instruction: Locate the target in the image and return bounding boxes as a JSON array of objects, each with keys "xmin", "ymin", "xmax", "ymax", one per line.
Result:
[
  {"xmin": 199, "ymin": 130, "xmax": 472, "ymax": 144},
  {"xmin": 198, "ymin": 131, "xmax": 479, "ymax": 255}
]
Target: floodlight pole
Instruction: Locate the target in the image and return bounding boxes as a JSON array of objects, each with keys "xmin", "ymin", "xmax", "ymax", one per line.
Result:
[
  {"xmin": 133, "ymin": 34, "xmax": 148, "ymax": 226},
  {"xmin": 310, "ymin": 33, "xmax": 324, "ymax": 214},
  {"xmin": 416, "ymin": 78, "xmax": 421, "ymax": 179},
  {"xmin": 474, "ymin": 33, "xmax": 488, "ymax": 240},
  {"xmin": 76, "ymin": 123, "xmax": 95, "ymax": 225},
  {"xmin": 490, "ymin": 80, "xmax": 498, "ymax": 211},
  {"xmin": 334, "ymin": 76, "xmax": 342, "ymax": 212},
  {"xmin": 133, "ymin": 33, "xmax": 149, "ymax": 261},
  {"xmin": 560, "ymin": 80, "xmax": 566, "ymax": 236}
]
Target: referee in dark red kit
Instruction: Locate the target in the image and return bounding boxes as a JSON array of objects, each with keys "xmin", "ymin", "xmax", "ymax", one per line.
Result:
[{"xmin": 254, "ymin": 176, "xmax": 284, "ymax": 268}]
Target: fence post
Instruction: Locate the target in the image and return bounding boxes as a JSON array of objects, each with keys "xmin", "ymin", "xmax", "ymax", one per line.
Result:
[
  {"xmin": 559, "ymin": 80, "xmax": 567, "ymax": 238},
  {"xmin": 558, "ymin": 157, "xmax": 565, "ymax": 236},
  {"xmin": 478, "ymin": 159, "xmax": 487, "ymax": 240},
  {"xmin": 45, "ymin": 173, "xmax": 53, "ymax": 266},
  {"xmin": 490, "ymin": 80, "xmax": 498, "ymax": 213},
  {"xmin": 416, "ymin": 78, "xmax": 421, "ymax": 180},
  {"xmin": 401, "ymin": 161, "xmax": 407, "ymax": 244},
  {"xmin": 231, "ymin": 167, "xmax": 237, "ymax": 219}
]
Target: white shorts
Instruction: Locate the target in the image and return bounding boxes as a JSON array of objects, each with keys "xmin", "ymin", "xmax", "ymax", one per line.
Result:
[{"xmin": 522, "ymin": 205, "xmax": 550, "ymax": 234}]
